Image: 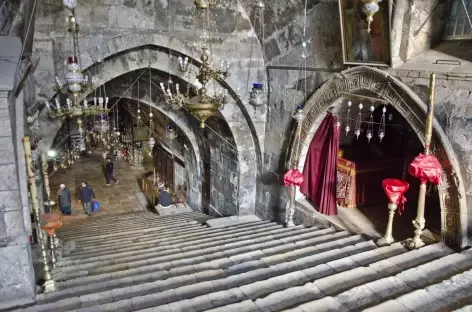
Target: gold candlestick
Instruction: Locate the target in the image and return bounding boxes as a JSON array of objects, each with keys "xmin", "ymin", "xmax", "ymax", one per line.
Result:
[
  {"xmin": 23, "ymin": 137, "xmax": 56, "ymax": 293},
  {"xmin": 406, "ymin": 73, "xmax": 436, "ymax": 250}
]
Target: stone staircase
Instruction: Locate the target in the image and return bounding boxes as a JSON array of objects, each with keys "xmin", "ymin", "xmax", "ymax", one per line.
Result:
[{"xmin": 11, "ymin": 211, "xmax": 472, "ymax": 312}]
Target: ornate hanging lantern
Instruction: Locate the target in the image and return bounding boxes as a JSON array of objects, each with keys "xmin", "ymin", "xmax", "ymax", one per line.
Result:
[
  {"xmin": 361, "ymin": 0, "xmax": 382, "ymax": 33},
  {"xmin": 166, "ymin": 125, "xmax": 178, "ymax": 140},
  {"xmin": 162, "ymin": 3, "xmax": 231, "ymax": 128},
  {"xmin": 249, "ymin": 83, "xmax": 264, "ymax": 108}
]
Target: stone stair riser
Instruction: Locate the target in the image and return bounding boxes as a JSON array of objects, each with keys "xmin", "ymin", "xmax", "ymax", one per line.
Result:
[{"xmin": 62, "ymin": 221, "xmax": 276, "ymax": 258}]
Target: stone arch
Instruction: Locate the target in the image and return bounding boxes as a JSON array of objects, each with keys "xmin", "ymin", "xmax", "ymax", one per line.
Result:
[
  {"xmin": 288, "ymin": 66, "xmax": 468, "ymax": 250},
  {"xmin": 107, "ymin": 93, "xmax": 204, "ymax": 212},
  {"xmin": 39, "ymin": 45, "xmax": 260, "ymax": 216}
]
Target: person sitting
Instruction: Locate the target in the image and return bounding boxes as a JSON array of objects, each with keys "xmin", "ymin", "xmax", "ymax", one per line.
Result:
[{"xmin": 157, "ymin": 183, "xmax": 174, "ymax": 209}]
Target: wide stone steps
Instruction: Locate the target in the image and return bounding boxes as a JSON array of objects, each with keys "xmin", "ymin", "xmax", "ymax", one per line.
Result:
[
  {"xmin": 59, "ymin": 220, "xmax": 278, "ymax": 262},
  {"xmin": 15, "ymin": 212, "xmax": 472, "ymax": 312},
  {"xmin": 58, "ymin": 212, "xmax": 210, "ymax": 240},
  {"xmin": 135, "ymin": 243, "xmax": 454, "ymax": 312}
]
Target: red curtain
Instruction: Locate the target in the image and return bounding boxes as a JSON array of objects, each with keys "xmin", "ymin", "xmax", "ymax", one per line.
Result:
[{"xmin": 300, "ymin": 112, "xmax": 340, "ymax": 215}]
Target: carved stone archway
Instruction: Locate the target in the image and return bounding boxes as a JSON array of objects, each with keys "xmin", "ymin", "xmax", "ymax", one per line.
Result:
[
  {"xmin": 39, "ymin": 46, "xmax": 260, "ymax": 216},
  {"xmin": 289, "ymin": 66, "xmax": 468, "ymax": 250},
  {"xmin": 110, "ymin": 94, "xmax": 204, "ymax": 212}
]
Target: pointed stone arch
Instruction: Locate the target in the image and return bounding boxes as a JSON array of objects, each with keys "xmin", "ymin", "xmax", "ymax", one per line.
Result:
[
  {"xmin": 39, "ymin": 45, "xmax": 260, "ymax": 216},
  {"xmin": 289, "ymin": 66, "xmax": 468, "ymax": 250}
]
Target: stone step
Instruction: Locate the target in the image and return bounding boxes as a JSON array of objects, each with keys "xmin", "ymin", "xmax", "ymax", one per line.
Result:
[
  {"xmin": 363, "ymin": 268, "xmax": 472, "ymax": 312},
  {"xmin": 37, "ymin": 227, "xmax": 338, "ymax": 304},
  {"xmin": 453, "ymin": 305, "xmax": 472, "ymax": 312},
  {"xmin": 58, "ymin": 212, "xmax": 207, "ymax": 232},
  {"xmin": 59, "ymin": 219, "xmax": 206, "ymax": 245},
  {"xmin": 61, "ymin": 220, "xmax": 275, "ymax": 259},
  {"xmin": 58, "ymin": 213, "xmax": 209, "ymax": 239},
  {"xmin": 121, "ymin": 242, "xmax": 406, "ymax": 312},
  {"xmin": 58, "ymin": 223, "xmax": 285, "ymax": 270},
  {"xmin": 58, "ymin": 224, "xmax": 325, "ymax": 270},
  {"xmin": 58, "ymin": 225, "xmax": 339, "ymax": 283},
  {"xmin": 58, "ymin": 212, "xmax": 203, "ymax": 231},
  {"xmin": 202, "ymin": 243, "xmax": 451, "ymax": 312},
  {"xmin": 27, "ymin": 231, "xmax": 368, "ymax": 310},
  {"xmin": 59, "ymin": 218, "xmax": 205, "ymax": 241},
  {"xmin": 61, "ymin": 220, "xmax": 271, "ymax": 256},
  {"xmin": 39, "ymin": 237, "xmax": 373, "ymax": 311}
]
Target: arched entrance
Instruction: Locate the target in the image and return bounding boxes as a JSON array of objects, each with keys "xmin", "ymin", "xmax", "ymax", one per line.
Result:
[
  {"xmin": 289, "ymin": 66, "xmax": 468, "ymax": 250},
  {"xmin": 37, "ymin": 45, "xmax": 262, "ymax": 216}
]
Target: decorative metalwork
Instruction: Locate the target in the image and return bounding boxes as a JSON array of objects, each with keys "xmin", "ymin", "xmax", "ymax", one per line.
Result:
[
  {"xmin": 249, "ymin": 83, "xmax": 264, "ymax": 108},
  {"xmin": 23, "ymin": 137, "xmax": 56, "ymax": 293},
  {"xmin": 45, "ymin": 98, "xmax": 110, "ymax": 119},
  {"xmin": 166, "ymin": 125, "xmax": 178, "ymax": 140},
  {"xmin": 344, "ymin": 100, "xmax": 352, "ymax": 134},
  {"xmin": 366, "ymin": 104, "xmax": 374, "ymax": 142},
  {"xmin": 354, "ymin": 103, "xmax": 363, "ymax": 139},
  {"xmin": 163, "ymin": 3, "xmax": 231, "ymax": 128},
  {"xmin": 406, "ymin": 73, "xmax": 436, "ymax": 250},
  {"xmin": 177, "ymin": 56, "xmax": 190, "ymax": 72},
  {"xmin": 160, "ymin": 81, "xmax": 187, "ymax": 110},
  {"xmin": 286, "ymin": 105, "xmax": 305, "ymax": 227},
  {"xmin": 379, "ymin": 105, "xmax": 386, "ymax": 141},
  {"xmin": 375, "ymin": 203, "xmax": 398, "ymax": 246},
  {"xmin": 361, "ymin": 0, "xmax": 382, "ymax": 33}
]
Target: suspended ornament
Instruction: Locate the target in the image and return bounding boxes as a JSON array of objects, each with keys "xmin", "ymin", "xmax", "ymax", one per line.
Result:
[
  {"xmin": 354, "ymin": 103, "xmax": 363, "ymax": 139},
  {"xmin": 249, "ymin": 83, "xmax": 264, "ymax": 108},
  {"xmin": 344, "ymin": 100, "xmax": 352, "ymax": 135},
  {"xmin": 361, "ymin": 0, "xmax": 382, "ymax": 33},
  {"xmin": 166, "ymin": 125, "xmax": 178, "ymax": 140},
  {"xmin": 388, "ymin": 112, "xmax": 393, "ymax": 121},
  {"xmin": 63, "ymin": 0, "xmax": 77, "ymax": 10},
  {"xmin": 379, "ymin": 105, "xmax": 386, "ymax": 141},
  {"xmin": 178, "ymin": 56, "xmax": 190, "ymax": 72},
  {"xmin": 293, "ymin": 105, "xmax": 305, "ymax": 122},
  {"xmin": 366, "ymin": 104, "xmax": 374, "ymax": 143}
]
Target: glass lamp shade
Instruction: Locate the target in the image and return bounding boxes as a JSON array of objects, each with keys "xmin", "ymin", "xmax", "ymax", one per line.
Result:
[
  {"xmin": 63, "ymin": 0, "xmax": 77, "ymax": 10},
  {"xmin": 248, "ymin": 83, "xmax": 264, "ymax": 107}
]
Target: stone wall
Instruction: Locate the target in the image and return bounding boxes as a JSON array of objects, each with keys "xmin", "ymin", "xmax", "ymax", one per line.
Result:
[
  {"xmin": 0, "ymin": 36, "xmax": 36, "ymax": 307},
  {"xmin": 174, "ymin": 160, "xmax": 186, "ymax": 194},
  {"xmin": 207, "ymin": 118, "xmax": 239, "ymax": 217}
]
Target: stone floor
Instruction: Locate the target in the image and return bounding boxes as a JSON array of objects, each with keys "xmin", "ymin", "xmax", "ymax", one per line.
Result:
[{"xmin": 48, "ymin": 151, "xmax": 147, "ymax": 223}]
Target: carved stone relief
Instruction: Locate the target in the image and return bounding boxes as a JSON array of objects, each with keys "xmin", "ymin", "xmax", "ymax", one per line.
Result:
[{"xmin": 294, "ymin": 66, "xmax": 466, "ymax": 250}]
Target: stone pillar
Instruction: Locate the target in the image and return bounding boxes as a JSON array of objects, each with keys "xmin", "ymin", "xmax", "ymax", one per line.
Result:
[
  {"xmin": 0, "ymin": 91, "xmax": 36, "ymax": 306},
  {"xmin": 390, "ymin": 0, "xmax": 406, "ymax": 67},
  {"xmin": 0, "ymin": 36, "xmax": 36, "ymax": 308}
]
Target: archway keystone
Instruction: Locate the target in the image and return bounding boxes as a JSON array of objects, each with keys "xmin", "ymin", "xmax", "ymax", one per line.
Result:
[{"xmin": 290, "ymin": 66, "xmax": 468, "ymax": 250}]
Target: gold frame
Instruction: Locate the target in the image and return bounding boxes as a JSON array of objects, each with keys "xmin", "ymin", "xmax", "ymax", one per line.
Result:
[{"xmin": 338, "ymin": 0, "xmax": 393, "ymax": 67}]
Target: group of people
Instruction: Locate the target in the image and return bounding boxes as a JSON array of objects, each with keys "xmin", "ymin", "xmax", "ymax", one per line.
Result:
[
  {"xmin": 57, "ymin": 156, "xmax": 182, "ymax": 216},
  {"xmin": 57, "ymin": 157, "xmax": 118, "ymax": 216}
]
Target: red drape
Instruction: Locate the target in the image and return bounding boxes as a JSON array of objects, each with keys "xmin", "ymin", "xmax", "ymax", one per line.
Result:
[{"xmin": 301, "ymin": 112, "xmax": 340, "ymax": 215}]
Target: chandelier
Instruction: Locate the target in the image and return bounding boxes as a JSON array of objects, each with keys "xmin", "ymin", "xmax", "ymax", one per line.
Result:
[
  {"xmin": 162, "ymin": 3, "xmax": 231, "ymax": 128},
  {"xmin": 46, "ymin": 0, "xmax": 110, "ymax": 129}
]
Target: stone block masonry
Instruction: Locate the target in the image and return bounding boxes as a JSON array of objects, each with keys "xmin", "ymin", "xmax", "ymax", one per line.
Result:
[
  {"xmin": 0, "ymin": 35, "xmax": 36, "ymax": 308},
  {"xmin": 0, "ymin": 91, "xmax": 36, "ymax": 307}
]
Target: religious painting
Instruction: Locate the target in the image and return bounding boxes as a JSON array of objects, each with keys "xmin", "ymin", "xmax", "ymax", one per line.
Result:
[{"xmin": 338, "ymin": 0, "xmax": 392, "ymax": 66}]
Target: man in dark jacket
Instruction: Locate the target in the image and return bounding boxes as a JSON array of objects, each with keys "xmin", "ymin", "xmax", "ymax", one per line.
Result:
[
  {"xmin": 105, "ymin": 158, "xmax": 118, "ymax": 186},
  {"xmin": 78, "ymin": 182, "xmax": 95, "ymax": 216}
]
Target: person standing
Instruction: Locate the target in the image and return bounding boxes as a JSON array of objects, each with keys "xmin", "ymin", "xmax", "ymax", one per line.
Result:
[
  {"xmin": 57, "ymin": 184, "xmax": 72, "ymax": 215},
  {"xmin": 78, "ymin": 182, "xmax": 95, "ymax": 216},
  {"xmin": 105, "ymin": 157, "xmax": 118, "ymax": 186}
]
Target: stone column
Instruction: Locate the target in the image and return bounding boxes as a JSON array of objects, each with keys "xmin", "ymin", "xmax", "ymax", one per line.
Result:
[
  {"xmin": 0, "ymin": 90, "xmax": 36, "ymax": 305},
  {"xmin": 390, "ymin": 0, "xmax": 406, "ymax": 67}
]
